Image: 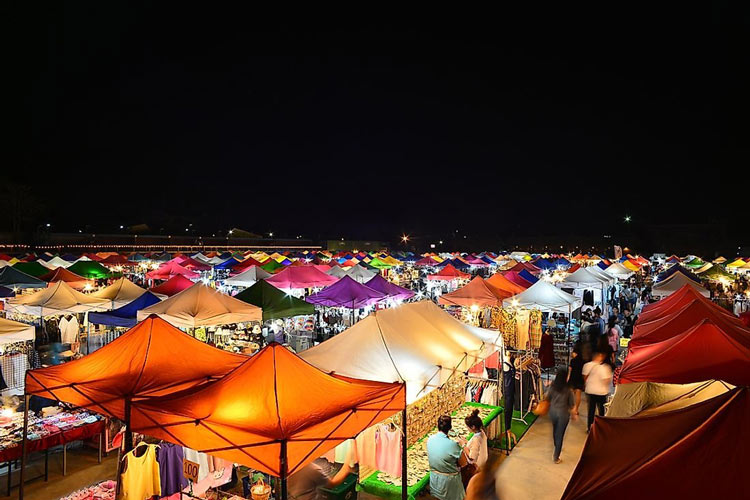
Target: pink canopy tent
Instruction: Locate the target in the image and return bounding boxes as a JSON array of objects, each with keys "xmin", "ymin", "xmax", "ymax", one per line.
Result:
[{"xmin": 266, "ymin": 266, "xmax": 339, "ymax": 290}]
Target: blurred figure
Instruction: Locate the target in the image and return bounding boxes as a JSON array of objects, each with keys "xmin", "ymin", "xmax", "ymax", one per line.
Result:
[
  {"xmin": 583, "ymin": 352, "xmax": 613, "ymax": 431},
  {"xmin": 465, "ymin": 455, "xmax": 501, "ymax": 500},
  {"xmin": 545, "ymin": 367, "xmax": 575, "ymax": 463}
]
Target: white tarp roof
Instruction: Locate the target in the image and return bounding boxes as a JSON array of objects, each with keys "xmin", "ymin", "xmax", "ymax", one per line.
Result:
[
  {"xmin": 0, "ymin": 317, "xmax": 35, "ymax": 345},
  {"xmin": 300, "ymin": 300, "xmax": 502, "ymax": 403},
  {"xmin": 607, "ymin": 380, "xmax": 732, "ymax": 418},
  {"xmin": 90, "ymin": 277, "xmax": 147, "ymax": 309},
  {"xmin": 652, "ymin": 272, "xmax": 709, "ymax": 298},
  {"xmin": 223, "ymin": 266, "xmax": 273, "ymax": 288},
  {"xmin": 6, "ymin": 281, "xmax": 110, "ymax": 316},
  {"xmin": 585, "ymin": 266, "xmax": 616, "ymax": 285},
  {"xmin": 503, "ymin": 279, "xmax": 582, "ymax": 313},
  {"xmin": 562, "ymin": 267, "xmax": 612, "ymax": 288},
  {"xmin": 39, "ymin": 256, "xmax": 72, "ymax": 269},
  {"xmin": 604, "ymin": 262, "xmax": 635, "ymax": 279},
  {"xmin": 137, "ymin": 283, "xmax": 262, "ymax": 328},
  {"xmin": 325, "ymin": 266, "xmax": 348, "ymax": 278},
  {"xmin": 344, "ymin": 264, "xmax": 377, "ymax": 284}
]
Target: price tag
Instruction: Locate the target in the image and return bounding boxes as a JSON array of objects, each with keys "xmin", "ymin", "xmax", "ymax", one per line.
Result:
[
  {"xmin": 183, "ymin": 458, "xmax": 200, "ymax": 483},
  {"xmin": 620, "ymin": 337, "xmax": 631, "ymax": 348}
]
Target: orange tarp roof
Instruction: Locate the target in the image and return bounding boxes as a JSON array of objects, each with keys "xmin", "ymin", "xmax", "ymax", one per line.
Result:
[
  {"xmin": 131, "ymin": 343, "xmax": 405, "ymax": 477},
  {"xmin": 486, "ymin": 272, "xmax": 527, "ymax": 296},
  {"xmin": 39, "ymin": 267, "xmax": 90, "ymax": 290},
  {"xmin": 25, "ymin": 316, "xmax": 248, "ymax": 420},
  {"xmin": 439, "ymin": 276, "xmax": 508, "ymax": 308}
]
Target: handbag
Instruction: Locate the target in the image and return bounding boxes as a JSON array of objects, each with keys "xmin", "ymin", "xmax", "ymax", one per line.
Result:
[
  {"xmin": 461, "ymin": 462, "xmax": 478, "ymax": 488},
  {"xmin": 533, "ymin": 399, "xmax": 550, "ymax": 416}
]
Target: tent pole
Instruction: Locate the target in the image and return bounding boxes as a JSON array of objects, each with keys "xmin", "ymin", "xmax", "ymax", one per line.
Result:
[
  {"xmin": 567, "ymin": 304, "xmax": 571, "ymax": 365},
  {"xmin": 86, "ymin": 322, "xmax": 90, "ymax": 355},
  {"xmin": 19, "ymin": 392, "xmax": 29, "ymax": 500},
  {"xmin": 124, "ymin": 395, "xmax": 133, "ymax": 454},
  {"xmin": 280, "ymin": 440, "xmax": 288, "ymax": 500},
  {"xmin": 401, "ymin": 407, "xmax": 407, "ymax": 500}
]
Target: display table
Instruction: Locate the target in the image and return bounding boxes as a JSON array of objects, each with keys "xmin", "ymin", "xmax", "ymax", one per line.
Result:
[
  {"xmin": 0, "ymin": 419, "xmax": 104, "ymax": 495},
  {"xmin": 358, "ymin": 402, "xmax": 502, "ymax": 500}
]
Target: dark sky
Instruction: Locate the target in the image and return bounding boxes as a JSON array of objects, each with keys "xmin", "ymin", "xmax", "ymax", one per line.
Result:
[{"xmin": 19, "ymin": 6, "xmax": 750, "ymax": 247}]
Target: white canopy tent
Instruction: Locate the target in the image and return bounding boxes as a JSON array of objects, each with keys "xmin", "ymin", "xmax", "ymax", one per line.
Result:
[
  {"xmin": 560, "ymin": 267, "xmax": 612, "ymax": 314},
  {"xmin": 503, "ymin": 280, "xmax": 582, "ymax": 314},
  {"xmin": 300, "ymin": 300, "xmax": 503, "ymax": 403},
  {"xmin": 325, "ymin": 266, "xmax": 348, "ymax": 279},
  {"xmin": 604, "ymin": 262, "xmax": 635, "ymax": 280},
  {"xmin": 90, "ymin": 277, "xmax": 147, "ymax": 309},
  {"xmin": 0, "ymin": 317, "xmax": 35, "ymax": 345},
  {"xmin": 38, "ymin": 256, "xmax": 73, "ymax": 269},
  {"xmin": 586, "ymin": 266, "xmax": 616, "ymax": 285},
  {"xmin": 344, "ymin": 264, "xmax": 377, "ymax": 284},
  {"xmin": 223, "ymin": 266, "xmax": 273, "ymax": 288},
  {"xmin": 137, "ymin": 283, "xmax": 262, "ymax": 328},
  {"xmin": 6, "ymin": 281, "xmax": 110, "ymax": 316},
  {"xmin": 606, "ymin": 380, "xmax": 732, "ymax": 418},
  {"xmin": 651, "ymin": 272, "xmax": 709, "ymax": 298}
]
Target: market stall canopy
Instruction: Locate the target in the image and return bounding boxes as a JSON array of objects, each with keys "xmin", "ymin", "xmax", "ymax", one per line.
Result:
[
  {"xmin": 617, "ymin": 319, "xmax": 750, "ymax": 386},
  {"xmin": 727, "ymin": 257, "xmax": 748, "ymax": 268},
  {"xmin": 639, "ymin": 284, "xmax": 715, "ymax": 322},
  {"xmin": 518, "ymin": 269, "xmax": 539, "ymax": 284},
  {"xmin": 438, "ymin": 276, "xmax": 507, "ymax": 308},
  {"xmin": 235, "ymin": 280, "xmax": 314, "ymax": 321},
  {"xmin": 697, "ymin": 263, "xmax": 735, "ymax": 281},
  {"xmin": 561, "ymin": 267, "xmax": 611, "ymax": 288},
  {"xmin": 137, "ymin": 283, "xmax": 262, "ymax": 328},
  {"xmin": 501, "ymin": 271, "xmax": 533, "ymax": 289},
  {"xmin": 606, "ymin": 379, "xmax": 732, "ymax": 418},
  {"xmin": 0, "ymin": 286, "xmax": 14, "ymax": 298},
  {"xmin": 561, "ymin": 387, "xmax": 750, "ymax": 500},
  {"xmin": 508, "ymin": 261, "xmax": 540, "ymax": 275},
  {"xmin": 0, "ymin": 266, "xmax": 46, "ymax": 289},
  {"xmin": 90, "ymin": 277, "xmax": 148, "ymax": 308},
  {"xmin": 25, "ymin": 316, "xmax": 248, "ymax": 419},
  {"xmin": 223, "ymin": 266, "xmax": 273, "ymax": 288},
  {"xmin": 343, "ymin": 264, "xmax": 378, "ymax": 284},
  {"xmin": 426, "ymin": 264, "xmax": 470, "ymax": 281},
  {"xmin": 88, "ymin": 292, "xmax": 162, "ymax": 328},
  {"xmin": 66, "ymin": 260, "xmax": 113, "ymax": 280},
  {"xmin": 655, "ymin": 264, "xmax": 701, "ymax": 284},
  {"xmin": 265, "ymin": 266, "xmax": 339, "ymax": 290},
  {"xmin": 306, "ymin": 276, "xmax": 385, "ymax": 309},
  {"xmin": 146, "ymin": 261, "xmax": 200, "ymax": 281},
  {"xmin": 12, "ymin": 261, "xmax": 50, "ymax": 279},
  {"xmin": 485, "ymin": 272, "xmax": 527, "ymax": 296},
  {"xmin": 585, "ymin": 266, "xmax": 616, "ymax": 285},
  {"xmin": 40, "ymin": 256, "xmax": 73, "ymax": 269},
  {"xmin": 364, "ymin": 275, "xmax": 415, "ymax": 301},
  {"xmin": 651, "ymin": 272, "xmax": 709, "ymax": 298},
  {"xmin": 6, "ymin": 281, "xmax": 110, "ymax": 316},
  {"xmin": 179, "ymin": 257, "xmax": 212, "ymax": 272},
  {"xmin": 0, "ymin": 317, "xmax": 35, "ymax": 344},
  {"xmin": 39, "ymin": 267, "xmax": 91, "ymax": 290},
  {"xmin": 603, "ymin": 262, "xmax": 634, "ymax": 279},
  {"xmin": 325, "ymin": 266, "xmax": 348, "ymax": 279},
  {"xmin": 414, "ymin": 256, "xmax": 440, "ymax": 266},
  {"xmin": 260, "ymin": 259, "xmax": 285, "ymax": 274},
  {"xmin": 502, "ymin": 280, "xmax": 581, "ymax": 313},
  {"xmin": 149, "ymin": 274, "xmax": 195, "ymax": 297},
  {"xmin": 300, "ymin": 300, "xmax": 502, "ymax": 403},
  {"xmin": 130, "ymin": 343, "xmax": 406, "ymax": 477}
]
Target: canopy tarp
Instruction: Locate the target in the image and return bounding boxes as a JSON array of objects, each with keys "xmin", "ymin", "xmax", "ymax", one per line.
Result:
[
  {"xmin": 343, "ymin": 264, "xmax": 378, "ymax": 284},
  {"xmin": 656, "ymin": 264, "xmax": 701, "ymax": 284},
  {"xmin": 606, "ymin": 379, "xmax": 732, "ymax": 418},
  {"xmin": 603, "ymin": 262, "xmax": 634, "ymax": 279},
  {"xmin": 306, "ymin": 276, "xmax": 385, "ymax": 309},
  {"xmin": 697, "ymin": 263, "xmax": 735, "ymax": 281},
  {"xmin": 414, "ymin": 256, "xmax": 439, "ymax": 266},
  {"xmin": 260, "ymin": 259, "xmax": 285, "ymax": 274},
  {"xmin": 508, "ymin": 261, "xmax": 540, "ymax": 275},
  {"xmin": 41, "ymin": 256, "xmax": 73, "ymax": 269},
  {"xmin": 179, "ymin": 257, "xmax": 212, "ymax": 272},
  {"xmin": 518, "ymin": 269, "xmax": 539, "ymax": 284},
  {"xmin": 300, "ymin": 300, "xmax": 502, "ymax": 403},
  {"xmin": 639, "ymin": 284, "xmax": 717, "ymax": 322},
  {"xmin": 137, "ymin": 283, "xmax": 262, "ymax": 328},
  {"xmin": 38, "ymin": 267, "xmax": 90, "ymax": 290},
  {"xmin": 213, "ymin": 257, "xmax": 242, "ymax": 270},
  {"xmin": 0, "ymin": 266, "xmax": 46, "ymax": 289},
  {"xmin": 223, "ymin": 266, "xmax": 273, "ymax": 288},
  {"xmin": 146, "ymin": 261, "xmax": 199, "ymax": 280},
  {"xmin": 438, "ymin": 276, "xmax": 507, "ymax": 308},
  {"xmin": 727, "ymin": 258, "xmax": 748, "ymax": 268},
  {"xmin": 12, "ymin": 261, "xmax": 50, "ymax": 279},
  {"xmin": 66, "ymin": 261, "xmax": 113, "ymax": 280},
  {"xmin": 562, "ymin": 267, "xmax": 610, "ymax": 288},
  {"xmin": 485, "ymin": 272, "xmax": 527, "ymax": 296},
  {"xmin": 426, "ymin": 264, "xmax": 470, "ymax": 281},
  {"xmin": 235, "ymin": 280, "xmax": 314, "ymax": 320},
  {"xmin": 531, "ymin": 258, "xmax": 555, "ymax": 271},
  {"xmin": 364, "ymin": 275, "xmax": 415, "ymax": 302},
  {"xmin": 25, "ymin": 316, "xmax": 248, "ymax": 419},
  {"xmin": 502, "ymin": 279, "xmax": 581, "ymax": 313},
  {"xmin": 90, "ymin": 277, "xmax": 147, "ymax": 308},
  {"xmin": 266, "ymin": 267, "xmax": 339, "ymax": 290},
  {"xmin": 621, "ymin": 260, "xmax": 640, "ymax": 272},
  {"xmin": 618, "ymin": 319, "xmax": 750, "ymax": 386},
  {"xmin": 130, "ymin": 343, "xmax": 405, "ymax": 477},
  {"xmin": 561, "ymin": 387, "xmax": 750, "ymax": 500},
  {"xmin": 88, "ymin": 292, "xmax": 162, "ymax": 328},
  {"xmin": 651, "ymin": 272, "xmax": 709, "ymax": 298},
  {"xmin": 501, "ymin": 271, "xmax": 533, "ymax": 289},
  {"xmin": 0, "ymin": 317, "xmax": 35, "ymax": 345},
  {"xmin": 6, "ymin": 281, "xmax": 110, "ymax": 316},
  {"xmin": 149, "ymin": 274, "xmax": 195, "ymax": 297}
]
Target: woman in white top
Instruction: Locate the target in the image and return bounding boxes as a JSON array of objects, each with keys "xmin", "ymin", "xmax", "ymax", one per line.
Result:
[{"xmin": 460, "ymin": 409, "xmax": 488, "ymax": 470}]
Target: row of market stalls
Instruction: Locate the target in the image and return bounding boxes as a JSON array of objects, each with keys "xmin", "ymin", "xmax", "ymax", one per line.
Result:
[{"xmin": 561, "ymin": 283, "xmax": 750, "ymax": 498}]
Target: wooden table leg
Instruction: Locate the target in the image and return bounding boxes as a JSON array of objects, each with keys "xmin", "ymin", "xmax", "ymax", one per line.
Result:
[
  {"xmin": 98, "ymin": 433, "xmax": 103, "ymax": 463},
  {"xmin": 63, "ymin": 443, "xmax": 67, "ymax": 476},
  {"xmin": 7, "ymin": 461, "xmax": 11, "ymax": 497},
  {"xmin": 44, "ymin": 449, "xmax": 48, "ymax": 481}
]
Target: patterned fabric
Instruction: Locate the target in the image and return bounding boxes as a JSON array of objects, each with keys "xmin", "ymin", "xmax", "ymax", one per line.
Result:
[{"xmin": 528, "ymin": 309, "xmax": 543, "ymax": 350}]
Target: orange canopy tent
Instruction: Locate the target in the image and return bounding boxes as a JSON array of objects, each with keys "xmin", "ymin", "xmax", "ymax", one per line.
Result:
[
  {"xmin": 131, "ymin": 343, "xmax": 405, "ymax": 493},
  {"xmin": 438, "ymin": 276, "xmax": 508, "ymax": 308},
  {"xmin": 25, "ymin": 316, "xmax": 247, "ymax": 420},
  {"xmin": 486, "ymin": 272, "xmax": 527, "ymax": 296},
  {"xmin": 39, "ymin": 267, "xmax": 91, "ymax": 290}
]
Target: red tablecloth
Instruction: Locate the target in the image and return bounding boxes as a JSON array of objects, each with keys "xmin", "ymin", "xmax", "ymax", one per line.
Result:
[{"xmin": 0, "ymin": 420, "xmax": 105, "ymax": 463}]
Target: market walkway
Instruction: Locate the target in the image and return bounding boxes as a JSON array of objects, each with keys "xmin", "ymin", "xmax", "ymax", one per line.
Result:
[{"xmin": 495, "ymin": 402, "xmax": 589, "ymax": 500}]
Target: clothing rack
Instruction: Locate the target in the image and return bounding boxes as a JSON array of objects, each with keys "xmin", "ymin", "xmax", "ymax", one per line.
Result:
[{"xmin": 504, "ymin": 348, "xmax": 541, "ymax": 422}]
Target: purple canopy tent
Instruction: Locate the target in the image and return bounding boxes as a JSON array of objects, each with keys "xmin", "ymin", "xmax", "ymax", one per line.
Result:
[
  {"xmin": 365, "ymin": 275, "xmax": 415, "ymax": 301},
  {"xmin": 305, "ymin": 275, "xmax": 385, "ymax": 308}
]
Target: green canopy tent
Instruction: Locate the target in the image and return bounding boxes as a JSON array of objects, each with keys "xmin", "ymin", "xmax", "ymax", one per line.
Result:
[
  {"xmin": 66, "ymin": 260, "xmax": 115, "ymax": 279},
  {"xmin": 699, "ymin": 264, "xmax": 736, "ymax": 282},
  {"xmin": 683, "ymin": 257, "xmax": 706, "ymax": 269},
  {"xmin": 12, "ymin": 262, "xmax": 50, "ymax": 279},
  {"xmin": 260, "ymin": 259, "xmax": 285, "ymax": 274},
  {"xmin": 235, "ymin": 280, "xmax": 314, "ymax": 320},
  {"xmin": 366, "ymin": 257, "xmax": 392, "ymax": 270}
]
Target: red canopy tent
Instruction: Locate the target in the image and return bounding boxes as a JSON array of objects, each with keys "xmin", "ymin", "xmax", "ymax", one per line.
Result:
[
  {"xmin": 265, "ymin": 266, "xmax": 339, "ymax": 289},
  {"xmin": 617, "ymin": 319, "xmax": 750, "ymax": 386},
  {"xmin": 130, "ymin": 343, "xmax": 405, "ymax": 488},
  {"xmin": 146, "ymin": 261, "xmax": 199, "ymax": 281},
  {"xmin": 501, "ymin": 270, "xmax": 533, "ymax": 289},
  {"xmin": 485, "ymin": 272, "xmax": 527, "ymax": 296},
  {"xmin": 426, "ymin": 263, "xmax": 470, "ymax": 281},
  {"xmin": 638, "ymin": 284, "xmax": 722, "ymax": 323},
  {"xmin": 179, "ymin": 257, "xmax": 212, "ymax": 272},
  {"xmin": 149, "ymin": 274, "xmax": 195, "ymax": 297},
  {"xmin": 561, "ymin": 387, "xmax": 750, "ymax": 500},
  {"xmin": 508, "ymin": 261, "xmax": 540, "ymax": 275},
  {"xmin": 39, "ymin": 267, "xmax": 91, "ymax": 290}
]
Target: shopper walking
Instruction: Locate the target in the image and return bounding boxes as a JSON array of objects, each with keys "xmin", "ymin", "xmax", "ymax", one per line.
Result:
[
  {"xmin": 546, "ymin": 368, "xmax": 575, "ymax": 463},
  {"xmin": 567, "ymin": 341, "xmax": 589, "ymax": 416},
  {"xmin": 583, "ymin": 352, "xmax": 613, "ymax": 431}
]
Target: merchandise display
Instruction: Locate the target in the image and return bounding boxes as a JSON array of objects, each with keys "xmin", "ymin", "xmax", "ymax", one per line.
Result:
[{"xmin": 58, "ymin": 480, "xmax": 116, "ymax": 500}]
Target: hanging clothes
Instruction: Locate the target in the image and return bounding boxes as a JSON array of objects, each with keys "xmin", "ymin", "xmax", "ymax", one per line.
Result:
[
  {"xmin": 157, "ymin": 442, "xmax": 188, "ymax": 496},
  {"xmin": 515, "ymin": 310, "xmax": 530, "ymax": 350},
  {"xmin": 538, "ymin": 333, "xmax": 555, "ymax": 369},
  {"xmin": 120, "ymin": 443, "xmax": 161, "ymax": 500},
  {"xmin": 182, "ymin": 448, "xmax": 211, "ymax": 483},
  {"xmin": 375, "ymin": 424, "xmax": 402, "ymax": 477},
  {"xmin": 528, "ymin": 310, "xmax": 543, "ymax": 349},
  {"xmin": 502, "ymin": 361, "xmax": 515, "ymax": 433},
  {"xmin": 354, "ymin": 425, "xmax": 378, "ymax": 470},
  {"xmin": 61, "ymin": 315, "xmax": 79, "ymax": 344}
]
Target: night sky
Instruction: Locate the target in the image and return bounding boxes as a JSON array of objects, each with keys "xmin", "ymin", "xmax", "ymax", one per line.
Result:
[{"xmin": 18, "ymin": 6, "xmax": 750, "ymax": 250}]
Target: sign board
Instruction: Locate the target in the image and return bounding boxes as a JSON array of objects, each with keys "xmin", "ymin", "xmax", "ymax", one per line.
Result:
[
  {"xmin": 620, "ymin": 337, "xmax": 631, "ymax": 348},
  {"xmin": 183, "ymin": 458, "xmax": 200, "ymax": 483}
]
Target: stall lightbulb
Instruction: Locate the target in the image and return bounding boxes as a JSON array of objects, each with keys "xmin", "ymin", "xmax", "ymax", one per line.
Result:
[{"xmin": 470, "ymin": 305, "xmax": 479, "ymax": 312}]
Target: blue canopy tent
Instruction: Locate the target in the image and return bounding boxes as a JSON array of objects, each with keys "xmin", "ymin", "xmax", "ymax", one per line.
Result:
[
  {"xmin": 214, "ymin": 257, "xmax": 241, "ymax": 270},
  {"xmin": 438, "ymin": 258, "xmax": 471, "ymax": 270},
  {"xmin": 0, "ymin": 267, "xmax": 46, "ymax": 289},
  {"xmin": 656, "ymin": 264, "xmax": 701, "ymax": 284},
  {"xmin": 533, "ymin": 258, "xmax": 556, "ymax": 271},
  {"xmin": 88, "ymin": 292, "xmax": 161, "ymax": 328},
  {"xmin": 0, "ymin": 286, "xmax": 15, "ymax": 298},
  {"xmin": 61, "ymin": 253, "xmax": 79, "ymax": 262},
  {"xmin": 555, "ymin": 258, "xmax": 571, "ymax": 269},
  {"xmin": 519, "ymin": 269, "xmax": 540, "ymax": 284},
  {"xmin": 597, "ymin": 260, "xmax": 609, "ymax": 270}
]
